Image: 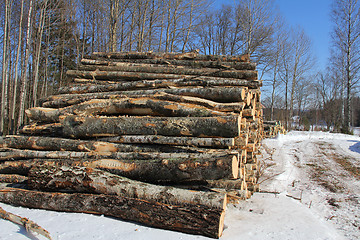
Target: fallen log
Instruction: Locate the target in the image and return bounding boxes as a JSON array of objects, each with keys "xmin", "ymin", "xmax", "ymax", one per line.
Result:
[
  {"xmin": 0, "ymin": 188, "xmax": 225, "ymax": 238},
  {"xmin": 61, "ymin": 115, "xmax": 241, "ymax": 138},
  {"xmin": 99, "ymin": 135, "xmax": 235, "ymax": 148},
  {"xmin": 28, "ymin": 165, "xmax": 227, "ymax": 209},
  {"xmin": 0, "ymin": 135, "xmax": 201, "ymax": 153},
  {"xmin": 26, "ymin": 98, "xmax": 231, "ymax": 123},
  {"xmin": 80, "ymin": 58, "xmax": 256, "ymax": 70},
  {"xmin": 58, "ymin": 78, "xmax": 258, "ymax": 94},
  {"xmin": 0, "ymin": 206, "xmax": 52, "ymax": 239}
]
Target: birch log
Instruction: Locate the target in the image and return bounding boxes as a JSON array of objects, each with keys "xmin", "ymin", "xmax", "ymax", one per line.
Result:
[
  {"xmin": 61, "ymin": 115, "xmax": 241, "ymax": 138},
  {"xmin": 18, "ymin": 123, "xmax": 63, "ymax": 136},
  {"xmin": 42, "ymin": 92, "xmax": 245, "ymax": 113},
  {"xmin": 90, "ymin": 51, "xmax": 250, "ymax": 62},
  {"xmin": 73, "ymin": 65, "xmax": 258, "ymax": 80},
  {"xmin": 28, "ymin": 165, "xmax": 227, "ymax": 209},
  {"xmin": 0, "ymin": 153, "xmax": 239, "ymax": 182},
  {"xmin": 0, "ymin": 188, "xmax": 225, "ymax": 238},
  {"xmin": 0, "ymin": 148, "xmax": 237, "ymax": 162},
  {"xmin": 0, "ymin": 135, "xmax": 201, "ymax": 153},
  {"xmin": 80, "ymin": 58, "xmax": 256, "ymax": 71},
  {"xmin": 66, "ymin": 69, "xmax": 258, "ymax": 81},
  {"xmin": 40, "ymin": 87, "xmax": 247, "ymax": 108},
  {"xmin": 26, "ymin": 98, "xmax": 231, "ymax": 123},
  {"xmin": 58, "ymin": 78, "xmax": 258, "ymax": 94},
  {"xmin": 99, "ymin": 135, "xmax": 235, "ymax": 148}
]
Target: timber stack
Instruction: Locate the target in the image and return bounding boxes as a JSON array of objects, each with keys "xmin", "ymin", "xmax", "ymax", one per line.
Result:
[
  {"xmin": 263, "ymin": 121, "xmax": 286, "ymax": 138},
  {"xmin": 0, "ymin": 51, "xmax": 263, "ymax": 238}
]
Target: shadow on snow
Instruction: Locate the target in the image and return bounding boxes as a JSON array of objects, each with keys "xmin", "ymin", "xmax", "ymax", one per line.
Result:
[{"xmin": 348, "ymin": 140, "xmax": 360, "ymax": 154}]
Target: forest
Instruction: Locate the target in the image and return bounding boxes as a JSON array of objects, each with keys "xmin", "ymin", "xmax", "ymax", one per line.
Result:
[{"xmin": 0, "ymin": 0, "xmax": 360, "ymax": 135}]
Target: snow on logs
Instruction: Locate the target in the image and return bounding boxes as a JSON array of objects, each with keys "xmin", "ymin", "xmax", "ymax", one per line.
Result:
[{"xmin": 0, "ymin": 51, "xmax": 264, "ymax": 238}]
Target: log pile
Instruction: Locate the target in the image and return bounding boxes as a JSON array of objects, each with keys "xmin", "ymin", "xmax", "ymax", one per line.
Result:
[
  {"xmin": 263, "ymin": 121, "xmax": 286, "ymax": 138},
  {"xmin": 0, "ymin": 51, "xmax": 264, "ymax": 238}
]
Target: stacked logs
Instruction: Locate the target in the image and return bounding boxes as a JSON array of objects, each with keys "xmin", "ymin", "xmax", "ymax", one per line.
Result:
[
  {"xmin": 0, "ymin": 51, "xmax": 263, "ymax": 238},
  {"xmin": 263, "ymin": 121, "xmax": 286, "ymax": 138}
]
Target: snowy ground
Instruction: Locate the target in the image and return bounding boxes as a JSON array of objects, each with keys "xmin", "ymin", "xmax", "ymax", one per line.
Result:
[{"xmin": 0, "ymin": 131, "xmax": 359, "ymax": 240}]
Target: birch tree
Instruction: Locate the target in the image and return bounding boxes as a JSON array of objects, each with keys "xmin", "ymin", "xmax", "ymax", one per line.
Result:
[
  {"xmin": 17, "ymin": 0, "xmax": 34, "ymax": 128},
  {"xmin": 0, "ymin": 0, "xmax": 11, "ymax": 135}
]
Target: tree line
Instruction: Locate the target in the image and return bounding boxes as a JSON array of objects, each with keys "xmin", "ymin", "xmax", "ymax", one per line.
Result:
[{"xmin": 0, "ymin": 0, "xmax": 359, "ymax": 135}]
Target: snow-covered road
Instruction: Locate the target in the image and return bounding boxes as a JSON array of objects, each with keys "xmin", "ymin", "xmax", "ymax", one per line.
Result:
[
  {"xmin": 0, "ymin": 131, "xmax": 359, "ymax": 240},
  {"xmin": 258, "ymin": 131, "xmax": 360, "ymax": 240}
]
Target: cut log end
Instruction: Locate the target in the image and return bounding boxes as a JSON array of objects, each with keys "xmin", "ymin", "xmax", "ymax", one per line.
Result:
[
  {"xmin": 218, "ymin": 209, "xmax": 226, "ymax": 238},
  {"xmin": 231, "ymin": 156, "xmax": 239, "ymax": 179}
]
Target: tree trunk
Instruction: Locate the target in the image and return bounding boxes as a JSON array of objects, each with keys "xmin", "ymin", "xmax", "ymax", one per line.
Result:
[
  {"xmin": 19, "ymin": 123, "xmax": 63, "ymax": 136},
  {"xmin": 26, "ymin": 98, "xmax": 231, "ymax": 123},
  {"xmin": 85, "ymin": 155, "xmax": 238, "ymax": 182},
  {"xmin": 99, "ymin": 135, "xmax": 235, "ymax": 148},
  {"xmin": 91, "ymin": 51, "xmax": 250, "ymax": 62},
  {"xmin": 0, "ymin": 136, "xmax": 202, "ymax": 153},
  {"xmin": 10, "ymin": 0, "xmax": 25, "ymax": 134},
  {"xmin": 31, "ymin": 0, "xmax": 47, "ymax": 108},
  {"xmin": 80, "ymin": 58, "xmax": 256, "ymax": 71},
  {"xmin": 74, "ymin": 65, "xmax": 258, "ymax": 80},
  {"xmin": 41, "ymin": 87, "xmax": 247, "ymax": 108},
  {"xmin": 17, "ymin": 0, "xmax": 34, "ymax": 128},
  {"xmin": 0, "ymin": 159, "xmax": 63, "ymax": 175},
  {"xmin": 0, "ymin": 148, "xmax": 238, "ymax": 162},
  {"xmin": 42, "ymin": 92, "xmax": 246, "ymax": 112},
  {"xmin": 28, "ymin": 165, "xmax": 227, "ymax": 209},
  {"xmin": 66, "ymin": 69, "xmax": 257, "ymax": 82},
  {"xmin": 0, "ymin": 174, "xmax": 27, "ymax": 183},
  {"xmin": 0, "ymin": 188, "xmax": 225, "ymax": 238},
  {"xmin": 178, "ymin": 179, "xmax": 246, "ymax": 190},
  {"xmin": 0, "ymin": 153, "xmax": 239, "ymax": 182},
  {"xmin": 0, "ymin": 0, "xmax": 10, "ymax": 135},
  {"xmin": 61, "ymin": 115, "xmax": 241, "ymax": 138},
  {"xmin": 58, "ymin": 78, "xmax": 258, "ymax": 94}
]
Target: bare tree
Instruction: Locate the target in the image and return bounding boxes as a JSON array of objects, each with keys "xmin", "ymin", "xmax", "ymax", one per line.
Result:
[
  {"xmin": 330, "ymin": 0, "xmax": 360, "ymax": 133},
  {"xmin": 264, "ymin": 19, "xmax": 287, "ymax": 120},
  {"xmin": 288, "ymin": 28, "xmax": 314, "ymax": 120},
  {"xmin": 32, "ymin": 0, "xmax": 48, "ymax": 107},
  {"xmin": 235, "ymin": 0, "xmax": 277, "ymax": 57},
  {"xmin": 10, "ymin": 0, "xmax": 25, "ymax": 134}
]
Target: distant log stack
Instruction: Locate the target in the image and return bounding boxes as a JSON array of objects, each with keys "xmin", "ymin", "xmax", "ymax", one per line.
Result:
[
  {"xmin": 263, "ymin": 121, "xmax": 286, "ymax": 138},
  {"xmin": 0, "ymin": 51, "xmax": 264, "ymax": 238}
]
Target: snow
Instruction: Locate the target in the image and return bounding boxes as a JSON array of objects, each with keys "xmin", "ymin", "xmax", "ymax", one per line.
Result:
[{"xmin": 1, "ymin": 131, "xmax": 359, "ymax": 240}]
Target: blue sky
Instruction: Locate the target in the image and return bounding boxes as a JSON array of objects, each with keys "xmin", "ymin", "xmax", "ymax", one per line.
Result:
[{"xmin": 212, "ymin": 0, "xmax": 332, "ymax": 70}]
